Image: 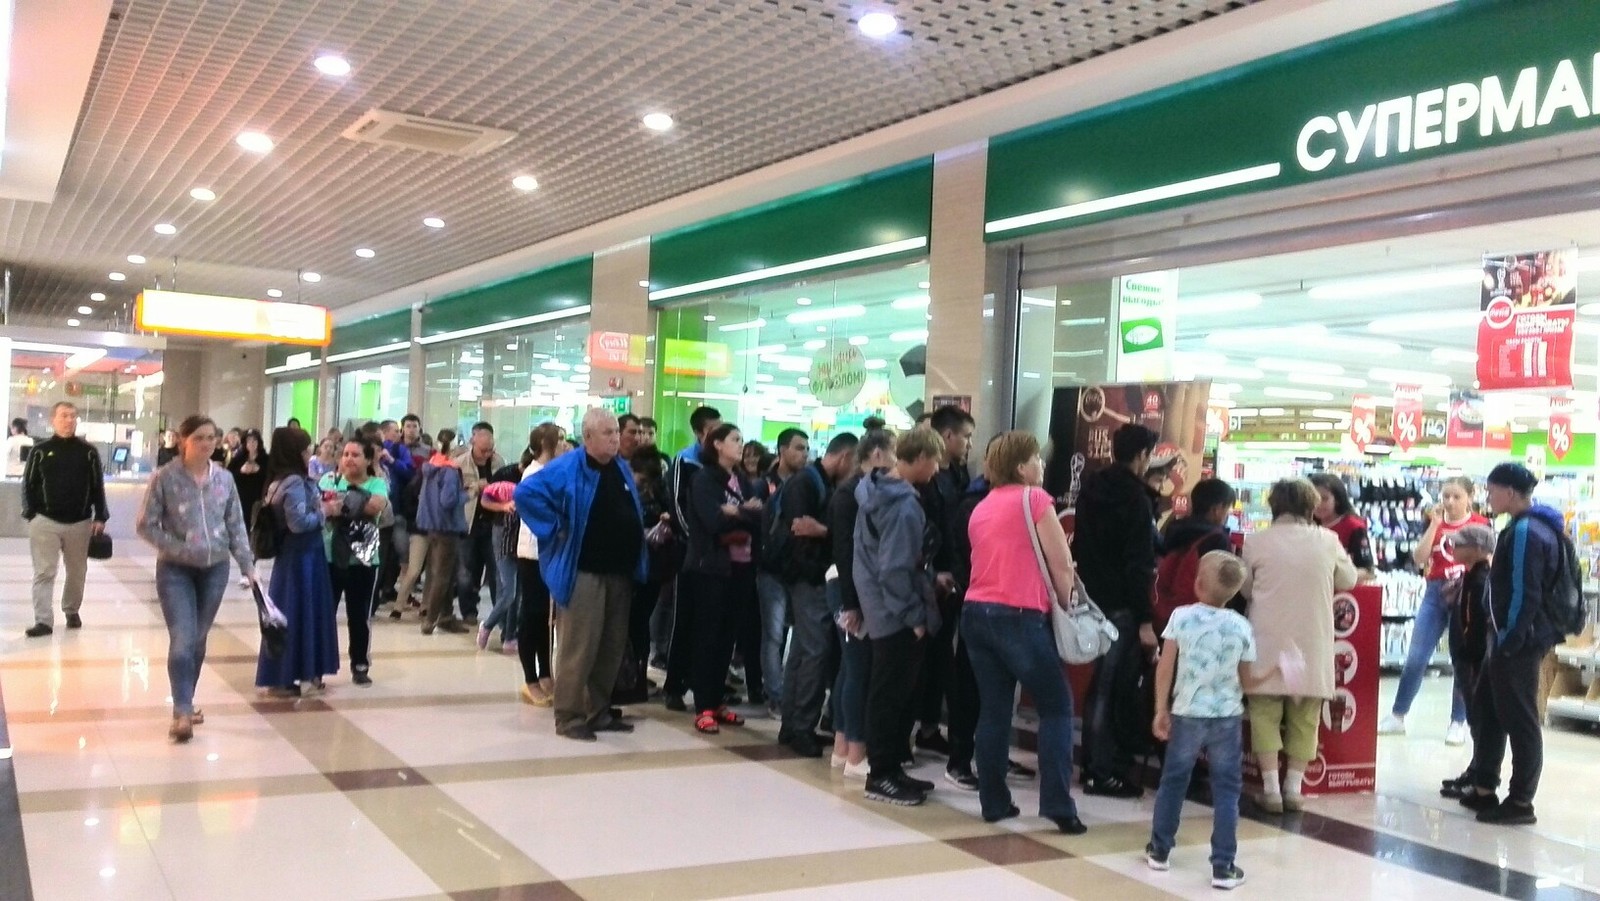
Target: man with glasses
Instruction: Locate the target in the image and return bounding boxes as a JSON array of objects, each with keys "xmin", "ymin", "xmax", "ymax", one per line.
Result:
[{"xmin": 22, "ymin": 402, "xmax": 109, "ymax": 637}]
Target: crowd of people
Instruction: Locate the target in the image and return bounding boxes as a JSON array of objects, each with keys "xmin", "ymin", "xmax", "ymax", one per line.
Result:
[{"xmin": 17, "ymin": 398, "xmax": 1585, "ymax": 891}]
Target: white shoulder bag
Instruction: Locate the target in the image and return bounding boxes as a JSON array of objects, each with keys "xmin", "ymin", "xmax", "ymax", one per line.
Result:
[{"xmin": 1022, "ymin": 487, "xmax": 1119, "ymax": 664}]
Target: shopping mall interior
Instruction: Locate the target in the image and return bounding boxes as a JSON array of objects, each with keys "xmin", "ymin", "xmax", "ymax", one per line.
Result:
[{"xmin": 3, "ymin": 1, "xmax": 1600, "ymax": 899}]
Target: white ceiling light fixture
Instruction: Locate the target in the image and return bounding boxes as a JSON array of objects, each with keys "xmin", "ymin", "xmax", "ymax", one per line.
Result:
[
  {"xmin": 1368, "ymin": 367, "xmax": 1453, "ymax": 386},
  {"xmin": 857, "ymin": 10, "xmax": 899, "ymax": 38},
  {"xmin": 786, "ymin": 304, "xmax": 866, "ymax": 325},
  {"xmin": 1307, "ymin": 268, "xmax": 1483, "ymax": 301},
  {"xmin": 126, "ymin": 254, "xmax": 146, "ymax": 265},
  {"xmin": 188, "ymin": 187, "xmax": 216, "ymax": 202},
  {"xmin": 795, "ymin": 297, "xmax": 813, "ymax": 306},
  {"xmin": 89, "ymin": 292, "xmax": 105, "ymax": 301},
  {"xmin": 512, "ymin": 174, "xmax": 539, "ymax": 192},
  {"xmin": 890, "ymin": 328, "xmax": 929, "ymax": 343},
  {"xmin": 1369, "ymin": 310, "xmax": 1480, "ymax": 333},
  {"xmin": 1205, "ymin": 324, "xmax": 1326, "ymax": 348},
  {"xmin": 355, "ymin": 248, "xmax": 376, "ymax": 259},
  {"xmin": 716, "ymin": 317, "xmax": 766, "ymax": 333},
  {"xmin": 803, "ymin": 339, "xmax": 827, "ymax": 351},
  {"xmin": 891, "ymin": 295, "xmax": 930, "ymax": 310},
  {"xmin": 1263, "ymin": 387, "xmax": 1335, "ymax": 402},
  {"xmin": 1177, "ymin": 291, "xmax": 1263, "ymax": 316},
  {"xmin": 849, "ymin": 335, "xmax": 869, "ymax": 346},
  {"xmin": 66, "ymin": 318, "xmax": 80, "ymax": 327},
  {"xmin": 76, "ymin": 305, "xmax": 91, "ymax": 314},
  {"xmin": 734, "ymin": 343, "xmax": 786, "ymax": 356},
  {"xmin": 865, "ymin": 359, "xmax": 888, "ymax": 370},
  {"xmin": 235, "ymin": 131, "xmax": 274, "ymax": 154},
  {"xmin": 641, "ymin": 112, "xmax": 675, "ymax": 132},
  {"xmin": 502, "ymin": 364, "xmax": 515, "ymax": 372},
  {"xmin": 300, "ymin": 271, "xmax": 322, "ymax": 283},
  {"xmin": 107, "ymin": 271, "xmax": 125, "ymax": 281},
  {"xmin": 1256, "ymin": 358, "xmax": 1342, "ymax": 376},
  {"xmin": 153, "ymin": 223, "xmax": 177, "ymax": 236},
  {"xmin": 1286, "ymin": 372, "xmax": 1368, "ymax": 389},
  {"xmin": 314, "ymin": 54, "xmax": 351, "ymax": 76},
  {"xmin": 638, "ymin": 280, "xmax": 650, "ymax": 288},
  {"xmin": 422, "ymin": 217, "xmax": 445, "ymax": 229},
  {"xmin": 1430, "ymin": 347, "xmax": 1479, "ymax": 365},
  {"xmin": 917, "ymin": 281, "xmax": 930, "ymax": 290},
  {"xmin": 266, "ymin": 288, "xmax": 283, "ymax": 298}
]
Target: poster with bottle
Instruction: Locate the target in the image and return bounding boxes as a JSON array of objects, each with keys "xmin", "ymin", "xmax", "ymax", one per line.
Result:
[
  {"xmin": 1349, "ymin": 395, "xmax": 1376, "ymax": 452},
  {"xmin": 1446, "ymin": 389, "xmax": 1486, "ymax": 448},
  {"xmin": 1476, "ymin": 249, "xmax": 1577, "ymax": 391},
  {"xmin": 1391, "ymin": 385, "xmax": 1424, "ymax": 452},
  {"xmin": 1549, "ymin": 394, "xmax": 1575, "ymax": 461}
]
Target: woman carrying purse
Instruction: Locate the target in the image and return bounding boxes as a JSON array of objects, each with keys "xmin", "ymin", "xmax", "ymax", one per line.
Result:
[{"xmin": 320, "ymin": 439, "xmax": 389, "ymax": 686}]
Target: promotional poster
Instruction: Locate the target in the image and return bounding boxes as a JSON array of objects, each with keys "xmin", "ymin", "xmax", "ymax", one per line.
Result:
[
  {"xmin": 1446, "ymin": 389, "xmax": 1486, "ymax": 448},
  {"xmin": 1391, "ymin": 385, "xmax": 1424, "ymax": 452},
  {"xmin": 1349, "ymin": 395, "xmax": 1376, "ymax": 452},
  {"xmin": 1550, "ymin": 394, "xmax": 1574, "ymax": 461},
  {"xmin": 1476, "ymin": 249, "xmax": 1577, "ymax": 391}
]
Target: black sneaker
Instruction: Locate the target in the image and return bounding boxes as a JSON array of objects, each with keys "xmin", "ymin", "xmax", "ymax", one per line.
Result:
[
  {"xmin": 23, "ymin": 623, "xmax": 51, "ymax": 638},
  {"xmin": 352, "ymin": 668, "xmax": 372, "ymax": 687},
  {"xmin": 982, "ymin": 803, "xmax": 1020, "ymax": 823},
  {"xmin": 1145, "ymin": 843, "xmax": 1170, "ymax": 871},
  {"xmin": 1084, "ymin": 773, "xmax": 1143, "ymax": 799},
  {"xmin": 66, "ymin": 613, "xmax": 82, "ymax": 629},
  {"xmin": 1459, "ymin": 791, "xmax": 1499, "ymax": 813},
  {"xmin": 1477, "ymin": 799, "xmax": 1537, "ymax": 825},
  {"xmin": 664, "ymin": 693, "xmax": 687, "ymax": 712},
  {"xmin": 1439, "ymin": 775, "xmax": 1471, "ymax": 799},
  {"xmin": 897, "ymin": 772, "xmax": 936, "ymax": 793},
  {"xmin": 944, "ymin": 766, "xmax": 979, "ymax": 791},
  {"xmin": 865, "ymin": 774, "xmax": 926, "ymax": 806},
  {"xmin": 786, "ymin": 731, "xmax": 824, "ymax": 758},
  {"xmin": 1007, "ymin": 759, "xmax": 1037, "ymax": 780},
  {"xmin": 915, "ymin": 729, "xmax": 952, "ymax": 757},
  {"xmin": 1051, "ymin": 815, "xmax": 1088, "ymax": 836},
  {"xmin": 1212, "ymin": 864, "xmax": 1246, "ymax": 890},
  {"xmin": 558, "ymin": 723, "xmax": 598, "ymax": 742}
]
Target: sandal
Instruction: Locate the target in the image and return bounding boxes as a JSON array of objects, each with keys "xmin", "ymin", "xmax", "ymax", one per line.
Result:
[
  {"xmin": 695, "ymin": 712, "xmax": 720, "ymax": 734},
  {"xmin": 714, "ymin": 705, "xmax": 744, "ymax": 726},
  {"xmin": 191, "ymin": 709, "xmax": 205, "ymax": 725}
]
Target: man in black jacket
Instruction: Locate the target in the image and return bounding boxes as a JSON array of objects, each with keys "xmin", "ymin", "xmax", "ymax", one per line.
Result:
[
  {"xmin": 910, "ymin": 404, "xmax": 975, "ymax": 757},
  {"xmin": 22, "ymin": 402, "xmax": 109, "ymax": 637},
  {"xmin": 1073, "ymin": 423, "xmax": 1159, "ymax": 797}
]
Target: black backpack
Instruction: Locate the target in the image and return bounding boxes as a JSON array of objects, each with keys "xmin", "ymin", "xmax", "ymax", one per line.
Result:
[
  {"xmin": 250, "ymin": 478, "xmax": 289, "ymax": 561},
  {"xmin": 1550, "ymin": 524, "xmax": 1588, "ymax": 637},
  {"xmin": 760, "ymin": 465, "xmax": 825, "ymax": 577}
]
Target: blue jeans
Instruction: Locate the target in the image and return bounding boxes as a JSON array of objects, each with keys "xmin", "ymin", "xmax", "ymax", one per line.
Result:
[
  {"xmin": 961, "ymin": 603, "xmax": 1078, "ymax": 821},
  {"xmin": 831, "ymin": 581, "xmax": 871, "ymax": 743},
  {"xmin": 1150, "ymin": 714, "xmax": 1243, "ymax": 870},
  {"xmin": 1392, "ymin": 579, "xmax": 1466, "ymax": 723},
  {"xmin": 756, "ymin": 572, "xmax": 789, "ymax": 705},
  {"xmin": 155, "ymin": 560, "xmax": 231, "ymax": 716},
  {"xmin": 482, "ymin": 551, "xmax": 520, "ymax": 640}
]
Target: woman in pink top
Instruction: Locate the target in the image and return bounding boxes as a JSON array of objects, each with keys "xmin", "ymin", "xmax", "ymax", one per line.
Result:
[{"xmin": 962, "ymin": 431, "xmax": 1086, "ymax": 835}]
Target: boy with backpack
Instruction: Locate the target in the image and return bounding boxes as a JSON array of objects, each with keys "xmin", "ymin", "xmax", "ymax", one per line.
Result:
[
  {"xmin": 1154, "ymin": 478, "xmax": 1242, "ymax": 634},
  {"xmin": 1147, "ymin": 550, "xmax": 1255, "ymax": 891}
]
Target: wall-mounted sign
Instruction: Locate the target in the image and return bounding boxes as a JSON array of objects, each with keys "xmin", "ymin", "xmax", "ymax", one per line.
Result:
[
  {"xmin": 136, "ymin": 290, "xmax": 331, "ymax": 346},
  {"xmin": 587, "ymin": 331, "xmax": 647, "ymax": 373},
  {"xmin": 1349, "ymin": 395, "xmax": 1376, "ymax": 452},
  {"xmin": 1550, "ymin": 394, "xmax": 1575, "ymax": 461},
  {"xmin": 1476, "ymin": 249, "xmax": 1576, "ymax": 391},
  {"xmin": 1447, "ymin": 389, "xmax": 1486, "ymax": 448},
  {"xmin": 660, "ymin": 338, "xmax": 730, "ymax": 378},
  {"xmin": 808, "ymin": 344, "xmax": 868, "ymax": 407},
  {"xmin": 1113, "ymin": 270, "xmax": 1176, "ymax": 381},
  {"xmin": 1392, "ymin": 385, "xmax": 1424, "ymax": 452}
]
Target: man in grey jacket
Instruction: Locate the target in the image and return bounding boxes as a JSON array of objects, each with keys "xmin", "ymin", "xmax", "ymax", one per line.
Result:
[{"xmin": 854, "ymin": 427, "xmax": 945, "ymax": 807}]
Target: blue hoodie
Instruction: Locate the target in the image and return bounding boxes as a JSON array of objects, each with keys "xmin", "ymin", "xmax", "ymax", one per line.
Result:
[
  {"xmin": 852, "ymin": 471, "xmax": 939, "ymax": 640},
  {"xmin": 1488, "ymin": 503, "xmax": 1572, "ymax": 656},
  {"xmin": 515, "ymin": 450, "xmax": 648, "ymax": 608}
]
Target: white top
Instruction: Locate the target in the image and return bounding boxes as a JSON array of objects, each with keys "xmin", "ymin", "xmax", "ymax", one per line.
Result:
[
  {"xmin": 6, "ymin": 434, "xmax": 32, "ymax": 477},
  {"xmin": 1163, "ymin": 604, "xmax": 1256, "ymax": 718},
  {"xmin": 516, "ymin": 460, "xmax": 543, "ymax": 560}
]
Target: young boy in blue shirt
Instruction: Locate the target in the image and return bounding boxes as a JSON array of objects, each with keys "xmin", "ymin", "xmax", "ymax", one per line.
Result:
[{"xmin": 1147, "ymin": 550, "xmax": 1256, "ymax": 890}]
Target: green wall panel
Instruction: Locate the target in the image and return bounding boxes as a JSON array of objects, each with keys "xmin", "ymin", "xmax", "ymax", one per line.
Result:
[
  {"xmin": 290, "ymin": 379, "xmax": 319, "ymax": 427},
  {"xmin": 1510, "ymin": 431, "xmax": 1596, "ymax": 468},
  {"xmin": 329, "ymin": 310, "xmax": 412, "ymax": 356},
  {"xmin": 421, "ymin": 257, "xmax": 593, "ymax": 338},
  {"xmin": 986, "ymin": 0, "xmax": 1600, "ymax": 239},
  {"xmin": 648, "ymin": 160, "xmax": 933, "ymax": 299}
]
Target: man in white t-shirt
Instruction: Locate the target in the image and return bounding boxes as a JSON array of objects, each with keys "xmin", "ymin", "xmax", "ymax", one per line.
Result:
[{"xmin": 6, "ymin": 418, "xmax": 33, "ymax": 478}]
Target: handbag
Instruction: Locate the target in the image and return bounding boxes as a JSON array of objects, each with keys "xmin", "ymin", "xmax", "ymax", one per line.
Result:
[
  {"xmin": 87, "ymin": 532, "xmax": 113, "ymax": 560},
  {"xmin": 1022, "ymin": 487, "xmax": 1119, "ymax": 664}
]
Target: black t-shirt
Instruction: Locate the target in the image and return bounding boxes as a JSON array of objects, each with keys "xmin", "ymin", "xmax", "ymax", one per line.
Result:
[
  {"xmin": 579, "ymin": 454, "xmax": 642, "ymax": 576},
  {"xmin": 470, "ymin": 460, "xmax": 493, "ymax": 531}
]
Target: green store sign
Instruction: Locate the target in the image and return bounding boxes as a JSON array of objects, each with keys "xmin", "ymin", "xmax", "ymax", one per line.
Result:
[{"xmin": 985, "ymin": 0, "xmax": 1600, "ymax": 239}]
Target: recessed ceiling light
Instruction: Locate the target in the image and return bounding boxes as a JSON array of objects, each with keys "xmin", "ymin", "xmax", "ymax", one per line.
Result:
[
  {"xmin": 512, "ymin": 174, "xmax": 539, "ymax": 192},
  {"xmin": 126, "ymin": 254, "xmax": 146, "ymax": 265},
  {"xmin": 189, "ymin": 187, "xmax": 216, "ymax": 202},
  {"xmin": 266, "ymin": 288, "xmax": 283, "ymax": 298},
  {"xmin": 153, "ymin": 223, "xmax": 177, "ymax": 236},
  {"xmin": 89, "ymin": 292, "xmax": 105, "ymax": 301},
  {"xmin": 108, "ymin": 272, "xmax": 125, "ymax": 281},
  {"xmin": 313, "ymin": 54, "xmax": 351, "ymax": 76},
  {"xmin": 301, "ymin": 272, "xmax": 321, "ymax": 283},
  {"xmin": 422, "ymin": 217, "xmax": 445, "ymax": 229},
  {"xmin": 355, "ymin": 248, "xmax": 375, "ymax": 259},
  {"xmin": 858, "ymin": 11, "xmax": 899, "ymax": 38},
  {"xmin": 641, "ymin": 112, "xmax": 675, "ymax": 132},
  {"xmin": 67, "ymin": 318, "xmax": 81, "ymax": 327},
  {"xmin": 235, "ymin": 131, "xmax": 274, "ymax": 154},
  {"xmin": 77, "ymin": 306, "xmax": 92, "ymax": 314},
  {"xmin": 795, "ymin": 297, "xmax": 812, "ymax": 306},
  {"xmin": 502, "ymin": 364, "xmax": 515, "ymax": 372},
  {"xmin": 505, "ymin": 342, "xmax": 517, "ymax": 351}
]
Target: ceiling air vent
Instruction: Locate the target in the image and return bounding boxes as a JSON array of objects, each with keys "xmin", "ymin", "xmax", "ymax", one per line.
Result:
[{"xmin": 340, "ymin": 109, "xmax": 516, "ymax": 156}]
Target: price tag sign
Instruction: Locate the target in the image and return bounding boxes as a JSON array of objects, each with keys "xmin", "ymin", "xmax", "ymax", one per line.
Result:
[
  {"xmin": 1392, "ymin": 385, "xmax": 1424, "ymax": 452},
  {"xmin": 1549, "ymin": 394, "xmax": 1574, "ymax": 461}
]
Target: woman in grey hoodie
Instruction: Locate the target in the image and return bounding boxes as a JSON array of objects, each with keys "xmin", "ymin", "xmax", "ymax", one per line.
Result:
[{"xmin": 136, "ymin": 415, "xmax": 256, "ymax": 743}]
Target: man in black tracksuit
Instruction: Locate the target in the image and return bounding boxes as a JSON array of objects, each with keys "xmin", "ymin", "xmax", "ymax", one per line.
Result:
[
  {"xmin": 910, "ymin": 405, "xmax": 975, "ymax": 757},
  {"xmin": 22, "ymin": 402, "xmax": 109, "ymax": 637},
  {"xmin": 1073, "ymin": 423, "xmax": 1159, "ymax": 798}
]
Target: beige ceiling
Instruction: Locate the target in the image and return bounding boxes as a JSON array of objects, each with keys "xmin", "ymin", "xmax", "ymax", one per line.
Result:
[{"xmin": 0, "ymin": 0, "xmax": 1253, "ymax": 329}]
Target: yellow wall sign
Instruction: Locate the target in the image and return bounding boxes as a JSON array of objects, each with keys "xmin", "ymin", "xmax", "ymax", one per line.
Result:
[{"xmin": 135, "ymin": 290, "xmax": 332, "ymax": 346}]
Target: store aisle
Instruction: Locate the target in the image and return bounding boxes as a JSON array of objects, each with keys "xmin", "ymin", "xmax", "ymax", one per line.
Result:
[{"xmin": 0, "ymin": 538, "xmax": 1595, "ymax": 900}]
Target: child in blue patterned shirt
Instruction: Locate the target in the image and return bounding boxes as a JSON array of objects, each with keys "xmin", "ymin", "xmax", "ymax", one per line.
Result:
[{"xmin": 1147, "ymin": 550, "xmax": 1256, "ymax": 891}]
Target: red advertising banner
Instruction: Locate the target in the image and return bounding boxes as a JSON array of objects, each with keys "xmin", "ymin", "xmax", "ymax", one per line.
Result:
[
  {"xmin": 1447, "ymin": 389, "xmax": 1486, "ymax": 448},
  {"xmin": 1485, "ymin": 422, "xmax": 1514, "ymax": 451},
  {"xmin": 586, "ymin": 331, "xmax": 647, "ymax": 373},
  {"xmin": 1349, "ymin": 395, "xmax": 1376, "ymax": 452},
  {"xmin": 1391, "ymin": 385, "xmax": 1424, "ymax": 452},
  {"xmin": 1476, "ymin": 249, "xmax": 1578, "ymax": 391},
  {"xmin": 1549, "ymin": 395, "xmax": 1575, "ymax": 461}
]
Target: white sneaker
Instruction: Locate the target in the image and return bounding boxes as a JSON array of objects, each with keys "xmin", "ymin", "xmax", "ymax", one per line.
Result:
[
  {"xmin": 1377, "ymin": 713, "xmax": 1406, "ymax": 735},
  {"xmin": 842, "ymin": 760, "xmax": 870, "ymax": 780},
  {"xmin": 1445, "ymin": 721, "xmax": 1468, "ymax": 746},
  {"xmin": 830, "ymin": 754, "xmax": 847, "ymax": 769}
]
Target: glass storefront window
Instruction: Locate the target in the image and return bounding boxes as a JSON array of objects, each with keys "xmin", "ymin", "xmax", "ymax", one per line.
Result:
[
  {"xmin": 334, "ymin": 362, "xmax": 410, "ymax": 433},
  {"xmin": 653, "ymin": 262, "xmax": 929, "ymax": 454},
  {"xmin": 2, "ymin": 339, "xmax": 165, "ymax": 476},
  {"xmin": 422, "ymin": 317, "xmax": 590, "ymax": 446},
  {"xmin": 271, "ymin": 377, "xmax": 320, "ymax": 430}
]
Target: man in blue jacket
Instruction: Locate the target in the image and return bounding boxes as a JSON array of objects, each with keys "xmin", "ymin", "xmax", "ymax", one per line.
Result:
[
  {"xmin": 516, "ymin": 409, "xmax": 648, "ymax": 741},
  {"xmin": 1466, "ymin": 463, "xmax": 1576, "ymax": 826}
]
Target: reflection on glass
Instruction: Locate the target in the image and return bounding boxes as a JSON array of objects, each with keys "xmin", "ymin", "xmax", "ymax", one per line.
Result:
[
  {"xmin": 423, "ymin": 318, "xmax": 591, "ymax": 443},
  {"xmin": 4, "ymin": 340, "xmax": 165, "ymax": 477}
]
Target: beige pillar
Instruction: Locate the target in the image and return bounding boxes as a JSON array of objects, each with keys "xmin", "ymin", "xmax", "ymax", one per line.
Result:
[
  {"xmin": 159, "ymin": 348, "xmax": 203, "ymax": 426},
  {"xmin": 589, "ymin": 239, "xmax": 654, "ymax": 416},
  {"xmin": 198, "ymin": 346, "xmax": 267, "ymax": 433},
  {"xmin": 926, "ymin": 143, "xmax": 991, "ymax": 427}
]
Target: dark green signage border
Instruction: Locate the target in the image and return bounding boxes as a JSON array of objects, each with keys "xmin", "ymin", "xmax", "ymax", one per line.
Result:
[{"xmin": 420, "ymin": 256, "xmax": 593, "ymax": 339}]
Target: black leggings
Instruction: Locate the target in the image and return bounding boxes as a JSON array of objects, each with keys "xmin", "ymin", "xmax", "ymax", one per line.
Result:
[
  {"xmin": 329, "ymin": 563, "xmax": 378, "ymax": 671},
  {"xmin": 517, "ymin": 559, "xmax": 552, "ymax": 683},
  {"xmin": 688, "ymin": 565, "xmax": 754, "ymax": 714}
]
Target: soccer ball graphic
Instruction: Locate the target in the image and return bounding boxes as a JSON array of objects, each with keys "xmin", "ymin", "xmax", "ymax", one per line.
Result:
[{"xmin": 888, "ymin": 344, "xmax": 926, "ymax": 419}]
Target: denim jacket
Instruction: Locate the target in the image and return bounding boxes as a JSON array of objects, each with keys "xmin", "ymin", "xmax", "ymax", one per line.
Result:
[{"xmin": 137, "ymin": 461, "xmax": 254, "ymax": 573}]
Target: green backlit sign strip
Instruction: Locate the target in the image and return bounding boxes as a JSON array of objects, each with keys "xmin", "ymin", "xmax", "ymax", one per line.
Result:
[{"xmin": 985, "ymin": 0, "xmax": 1600, "ymax": 239}]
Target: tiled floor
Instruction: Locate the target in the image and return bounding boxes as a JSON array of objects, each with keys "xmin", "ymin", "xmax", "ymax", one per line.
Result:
[{"xmin": 2, "ymin": 539, "xmax": 1598, "ymax": 900}]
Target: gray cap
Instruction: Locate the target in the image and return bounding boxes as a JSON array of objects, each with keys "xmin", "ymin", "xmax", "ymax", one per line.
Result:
[{"xmin": 1448, "ymin": 523, "xmax": 1497, "ymax": 554}]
